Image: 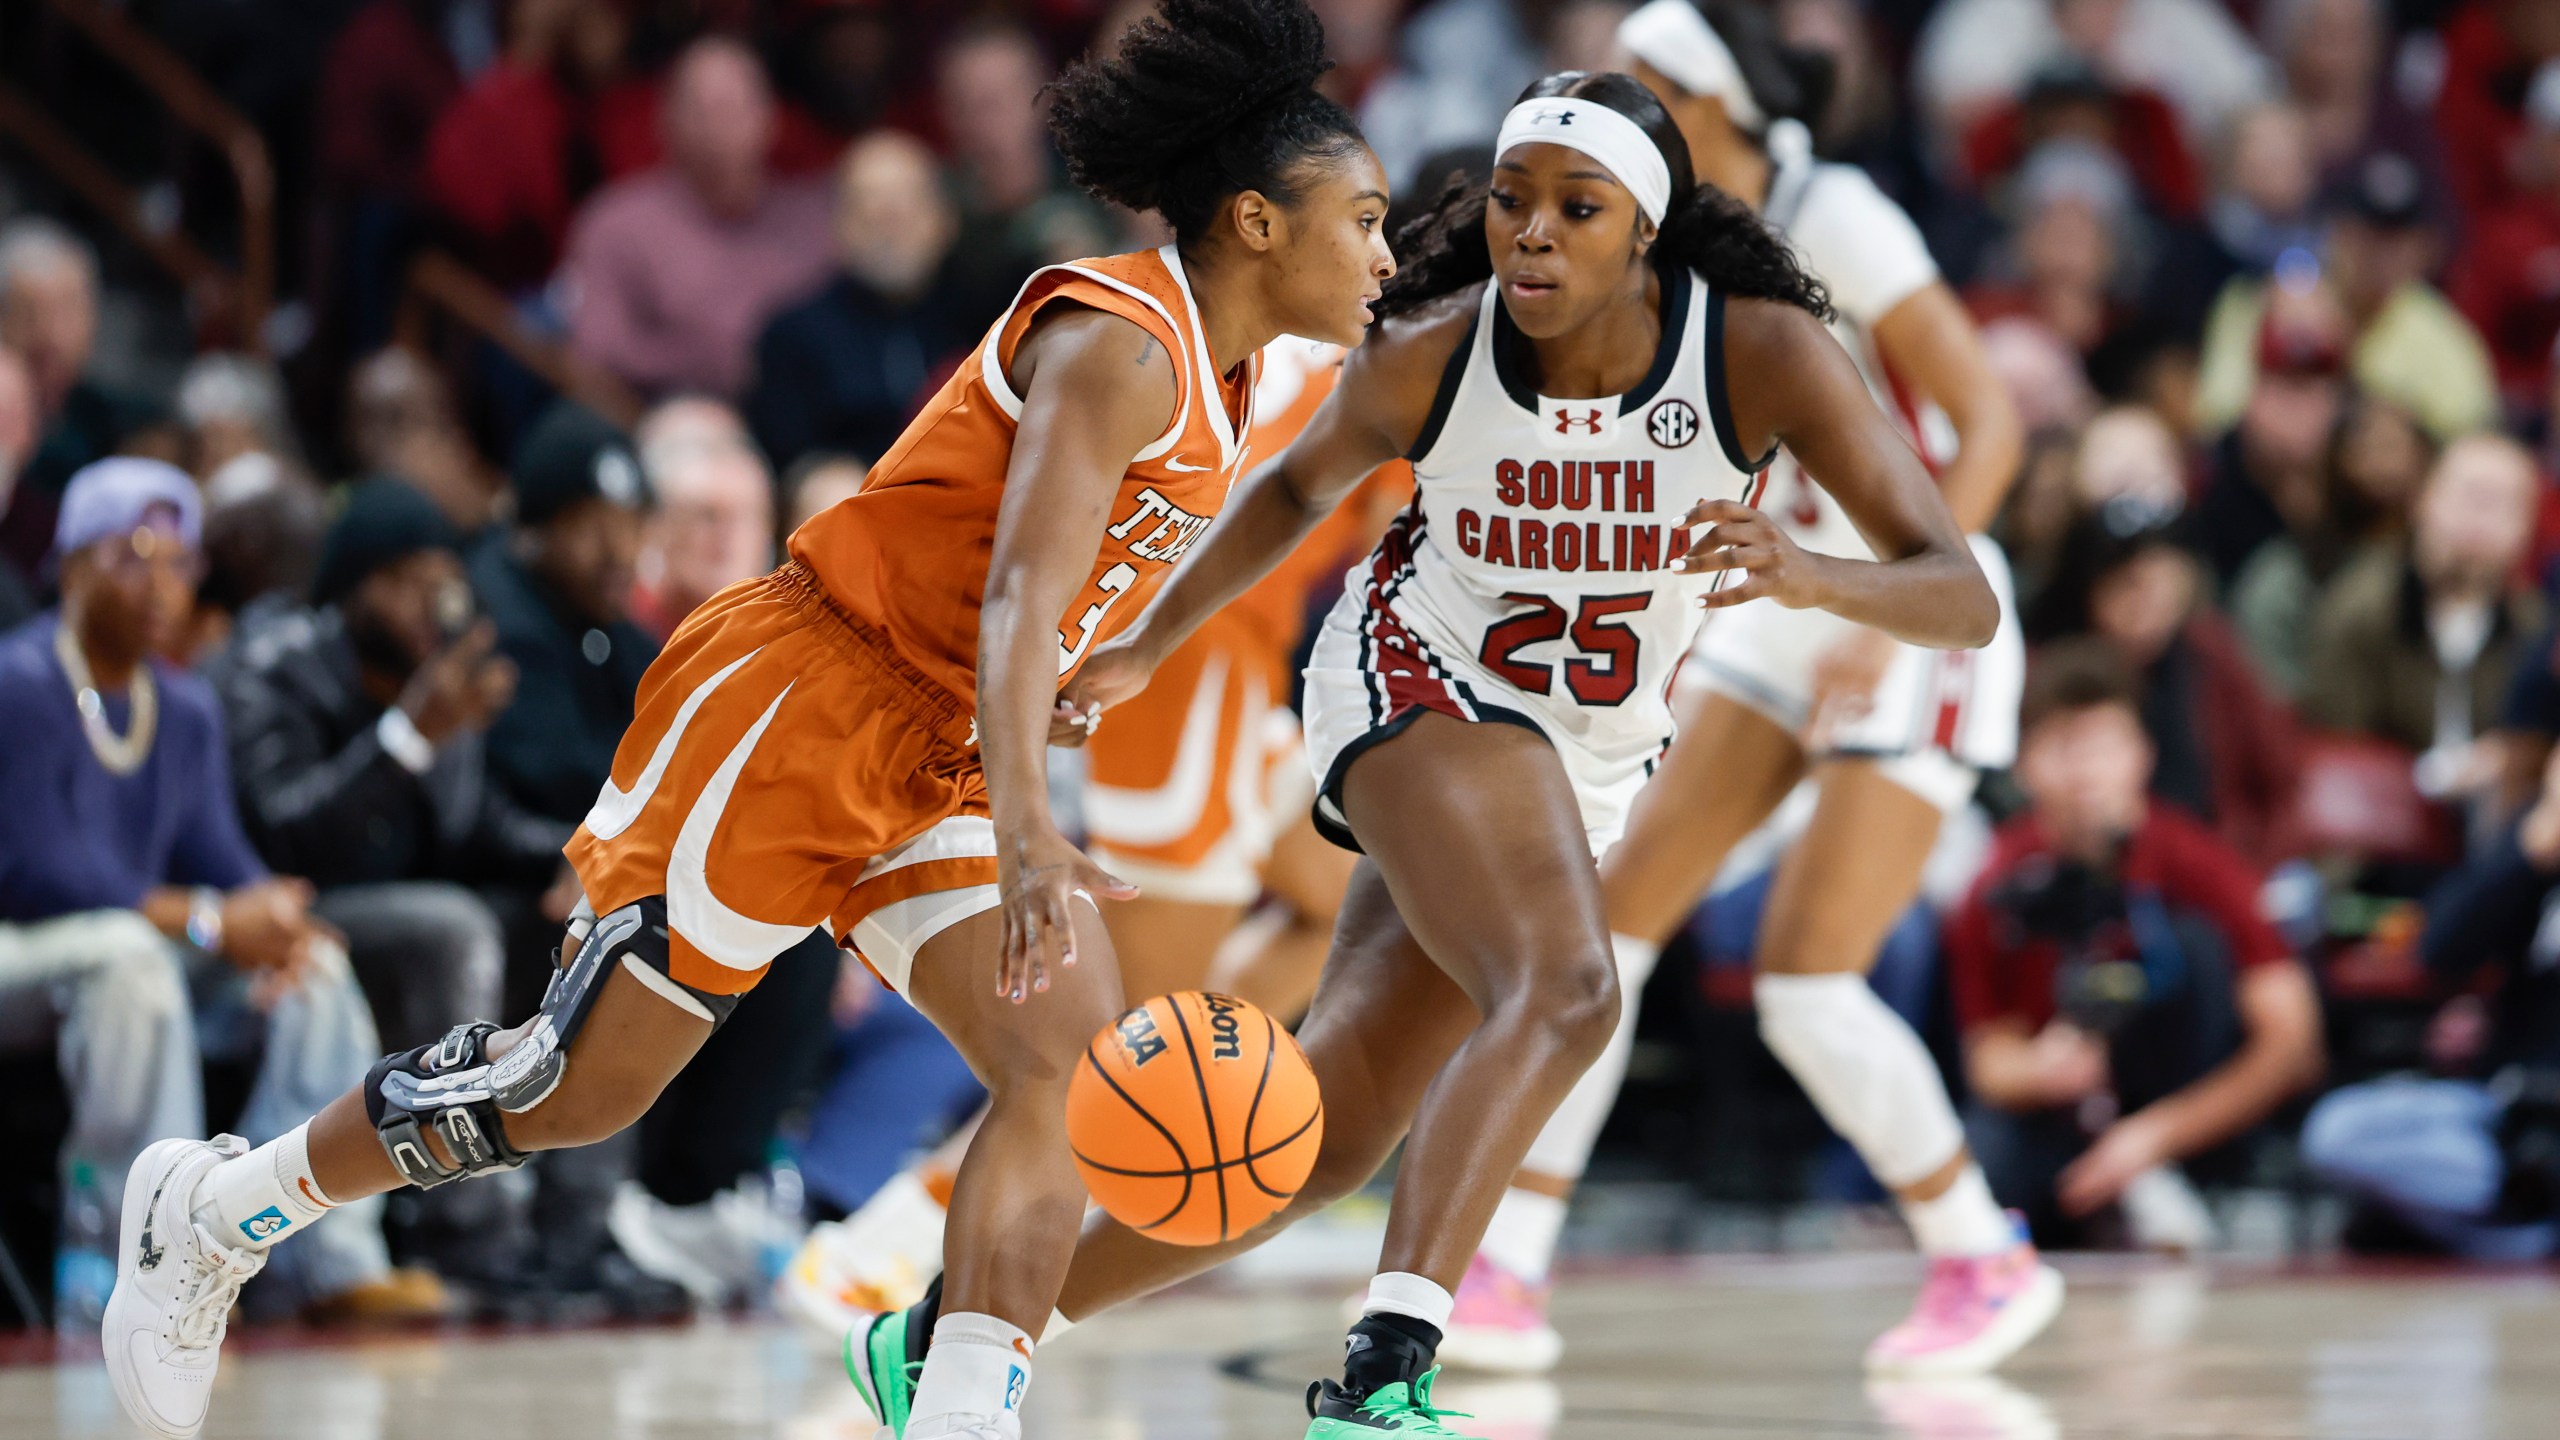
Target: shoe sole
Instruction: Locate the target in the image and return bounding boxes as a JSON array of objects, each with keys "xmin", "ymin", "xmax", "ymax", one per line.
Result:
[
  {"xmin": 844, "ymin": 1309, "xmax": 905, "ymax": 1432},
  {"xmin": 1864, "ymin": 1264, "xmax": 2067, "ymax": 1377},
  {"xmin": 104, "ymin": 1137, "xmax": 210, "ymax": 1440},
  {"xmin": 1436, "ymin": 1320, "xmax": 1564, "ymax": 1376}
]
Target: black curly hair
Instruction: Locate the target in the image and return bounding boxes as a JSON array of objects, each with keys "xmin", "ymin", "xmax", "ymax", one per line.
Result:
[
  {"xmin": 1045, "ymin": 0, "xmax": 1368, "ymax": 247},
  {"xmin": 1374, "ymin": 72, "xmax": 1831, "ymax": 323}
]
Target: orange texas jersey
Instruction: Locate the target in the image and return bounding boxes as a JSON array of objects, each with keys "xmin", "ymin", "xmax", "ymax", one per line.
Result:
[{"xmin": 787, "ymin": 245, "xmax": 1257, "ymax": 709}]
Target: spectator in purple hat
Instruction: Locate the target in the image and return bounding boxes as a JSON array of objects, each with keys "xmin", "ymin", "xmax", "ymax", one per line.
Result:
[{"xmin": 0, "ymin": 458, "xmax": 447, "ymax": 1325}]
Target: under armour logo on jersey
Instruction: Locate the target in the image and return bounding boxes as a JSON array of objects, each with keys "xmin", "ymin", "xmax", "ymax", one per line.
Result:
[
  {"xmin": 1555, "ymin": 408, "xmax": 1605, "ymax": 435},
  {"xmin": 1647, "ymin": 397, "xmax": 1700, "ymax": 449}
]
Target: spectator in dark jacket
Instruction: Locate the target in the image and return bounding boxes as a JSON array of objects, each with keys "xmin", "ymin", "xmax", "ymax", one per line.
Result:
[
  {"xmin": 206, "ymin": 478, "xmax": 567, "ymax": 1030},
  {"xmin": 0, "ymin": 221, "xmax": 166, "ymax": 577},
  {"xmin": 747, "ymin": 132, "xmax": 972, "ymax": 471},
  {"xmin": 475, "ymin": 402, "xmax": 658, "ymax": 833},
  {"xmin": 2303, "ymin": 740, "xmax": 2560, "ymax": 1259}
]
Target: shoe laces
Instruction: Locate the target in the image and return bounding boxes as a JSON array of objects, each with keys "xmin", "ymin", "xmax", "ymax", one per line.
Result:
[
  {"xmin": 170, "ymin": 1225, "xmax": 262, "ymax": 1350},
  {"xmin": 1368, "ymin": 1368, "xmax": 1474, "ymax": 1434}
]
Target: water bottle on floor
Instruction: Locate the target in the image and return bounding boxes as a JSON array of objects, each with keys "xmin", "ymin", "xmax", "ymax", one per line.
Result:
[{"xmin": 56, "ymin": 1162, "xmax": 117, "ymax": 1339}]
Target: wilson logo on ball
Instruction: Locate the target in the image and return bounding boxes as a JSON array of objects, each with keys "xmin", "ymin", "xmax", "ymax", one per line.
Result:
[
  {"xmin": 1203, "ymin": 992, "xmax": 1245, "ymax": 1061},
  {"xmin": 1647, "ymin": 398, "xmax": 1699, "ymax": 448}
]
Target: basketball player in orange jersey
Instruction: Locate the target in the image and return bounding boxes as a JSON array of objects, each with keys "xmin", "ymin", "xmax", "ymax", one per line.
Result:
[
  {"xmin": 779, "ymin": 341, "xmax": 1408, "ymax": 1342},
  {"xmin": 99, "ymin": 4, "xmax": 1393, "ymax": 1438},
  {"xmin": 854, "ymin": 70, "xmax": 1997, "ymax": 1440}
]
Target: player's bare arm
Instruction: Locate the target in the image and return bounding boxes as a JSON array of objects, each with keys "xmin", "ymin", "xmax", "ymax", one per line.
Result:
[
  {"xmin": 979, "ymin": 304, "xmax": 1179, "ymax": 1003},
  {"xmin": 1057, "ymin": 291, "xmax": 1472, "ymax": 728},
  {"xmin": 1870, "ymin": 282, "xmax": 2023, "ymax": 534},
  {"xmin": 1680, "ymin": 296, "xmax": 1997, "ymax": 649}
]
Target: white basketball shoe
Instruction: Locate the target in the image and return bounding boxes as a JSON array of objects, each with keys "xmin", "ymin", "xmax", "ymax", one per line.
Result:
[{"xmin": 103, "ymin": 1135, "xmax": 266, "ymax": 1439}]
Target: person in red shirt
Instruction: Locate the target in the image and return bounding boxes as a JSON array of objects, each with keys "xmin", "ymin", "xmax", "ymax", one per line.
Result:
[{"xmin": 1944, "ymin": 639, "xmax": 2324, "ymax": 1245}]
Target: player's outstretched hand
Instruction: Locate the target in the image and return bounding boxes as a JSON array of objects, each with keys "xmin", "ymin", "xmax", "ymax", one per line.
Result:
[
  {"xmin": 996, "ymin": 826, "xmax": 1139, "ymax": 1004},
  {"xmin": 1052, "ymin": 637, "xmax": 1159, "ymax": 746},
  {"xmin": 1673, "ymin": 499, "xmax": 1829, "ymax": 611}
]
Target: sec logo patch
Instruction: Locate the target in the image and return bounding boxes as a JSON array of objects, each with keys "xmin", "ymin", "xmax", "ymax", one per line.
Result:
[{"xmin": 1647, "ymin": 398, "xmax": 1700, "ymax": 449}]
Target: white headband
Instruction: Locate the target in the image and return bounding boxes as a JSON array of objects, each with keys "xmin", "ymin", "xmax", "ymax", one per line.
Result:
[
  {"xmin": 1618, "ymin": 0, "xmax": 1764, "ymax": 132},
  {"xmin": 1494, "ymin": 98, "xmax": 1674, "ymax": 223}
]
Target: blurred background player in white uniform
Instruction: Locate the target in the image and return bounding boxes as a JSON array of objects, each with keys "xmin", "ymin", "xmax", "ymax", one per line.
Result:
[{"xmin": 1439, "ymin": 0, "xmax": 2054, "ymax": 1381}]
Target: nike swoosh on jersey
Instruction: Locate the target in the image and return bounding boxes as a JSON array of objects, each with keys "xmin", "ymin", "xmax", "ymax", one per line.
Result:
[
  {"xmin": 584, "ymin": 648, "xmax": 761, "ymax": 840},
  {"xmin": 1161, "ymin": 454, "xmax": 1210, "ymax": 472},
  {"xmin": 666, "ymin": 682, "xmax": 812, "ymax": 968}
]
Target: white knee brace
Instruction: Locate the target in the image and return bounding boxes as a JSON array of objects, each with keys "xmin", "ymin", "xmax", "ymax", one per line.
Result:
[{"xmin": 1752, "ymin": 971, "xmax": 1964, "ymax": 1189}]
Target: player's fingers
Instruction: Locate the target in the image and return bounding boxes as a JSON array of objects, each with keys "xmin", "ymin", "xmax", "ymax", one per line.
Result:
[
  {"xmin": 1078, "ymin": 857, "xmax": 1140, "ymax": 903},
  {"xmin": 1674, "ymin": 545, "xmax": 1768, "ymax": 574},
  {"xmin": 1681, "ymin": 498, "xmax": 1760, "ymax": 528},
  {"xmin": 1699, "ymin": 578, "xmax": 1771, "ymax": 609}
]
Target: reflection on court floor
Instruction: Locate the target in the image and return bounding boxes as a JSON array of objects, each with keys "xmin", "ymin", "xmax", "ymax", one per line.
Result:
[{"xmin": 9, "ymin": 1255, "xmax": 2558, "ymax": 1438}]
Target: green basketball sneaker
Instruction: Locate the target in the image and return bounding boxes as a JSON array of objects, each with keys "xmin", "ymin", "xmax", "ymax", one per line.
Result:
[
  {"xmin": 1304, "ymin": 1367, "xmax": 1483, "ymax": 1438},
  {"xmin": 845, "ymin": 1304, "xmax": 922, "ymax": 1436}
]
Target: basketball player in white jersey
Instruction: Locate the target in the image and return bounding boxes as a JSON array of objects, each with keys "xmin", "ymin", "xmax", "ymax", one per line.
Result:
[
  {"xmin": 847, "ymin": 70, "xmax": 1996, "ymax": 1440},
  {"xmin": 1441, "ymin": 0, "xmax": 2054, "ymax": 1382}
]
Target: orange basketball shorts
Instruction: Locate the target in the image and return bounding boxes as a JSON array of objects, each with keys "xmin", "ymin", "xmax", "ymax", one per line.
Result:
[
  {"xmin": 1081, "ymin": 607, "xmax": 1308, "ymax": 906},
  {"xmin": 564, "ymin": 561, "xmax": 1000, "ymax": 998}
]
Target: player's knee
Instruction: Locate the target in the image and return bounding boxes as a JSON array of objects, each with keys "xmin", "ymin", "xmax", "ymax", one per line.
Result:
[{"xmin": 1509, "ymin": 943, "xmax": 1620, "ymax": 1066}]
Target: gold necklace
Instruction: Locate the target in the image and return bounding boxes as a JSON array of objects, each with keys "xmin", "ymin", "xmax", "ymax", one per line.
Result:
[{"xmin": 53, "ymin": 620, "xmax": 157, "ymax": 776}]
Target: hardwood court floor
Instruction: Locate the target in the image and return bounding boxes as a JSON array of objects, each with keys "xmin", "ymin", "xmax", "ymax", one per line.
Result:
[{"xmin": 8, "ymin": 1254, "xmax": 2558, "ymax": 1439}]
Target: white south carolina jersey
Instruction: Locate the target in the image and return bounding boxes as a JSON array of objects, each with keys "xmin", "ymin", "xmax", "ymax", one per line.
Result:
[
  {"xmin": 1687, "ymin": 151, "xmax": 2027, "ymax": 804},
  {"xmin": 1756, "ymin": 155, "xmax": 1950, "ymax": 557},
  {"xmin": 1305, "ymin": 268, "xmax": 1767, "ymax": 855}
]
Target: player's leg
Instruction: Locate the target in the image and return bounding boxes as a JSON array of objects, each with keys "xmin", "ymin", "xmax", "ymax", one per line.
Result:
[
  {"xmin": 863, "ymin": 896, "xmax": 1132, "ymax": 1439},
  {"xmin": 1756, "ymin": 758, "xmax": 2060, "ymax": 1374},
  {"xmin": 1209, "ymin": 806, "xmax": 1358, "ymax": 1020},
  {"xmin": 1289, "ymin": 711, "xmax": 1626, "ymax": 1433},
  {"xmin": 1442, "ymin": 692, "xmax": 1803, "ymax": 1373},
  {"xmin": 105, "ymin": 903, "xmax": 727, "ymax": 1439},
  {"xmin": 1104, "ymin": 895, "xmax": 1253, "ymax": 1004}
]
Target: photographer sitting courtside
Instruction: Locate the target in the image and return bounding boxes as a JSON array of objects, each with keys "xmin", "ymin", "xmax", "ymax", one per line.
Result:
[{"xmin": 1944, "ymin": 640, "xmax": 2326, "ymax": 1246}]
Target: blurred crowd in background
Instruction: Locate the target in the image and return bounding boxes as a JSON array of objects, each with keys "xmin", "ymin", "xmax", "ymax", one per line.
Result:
[{"xmin": 10, "ymin": 0, "xmax": 2560, "ymax": 1335}]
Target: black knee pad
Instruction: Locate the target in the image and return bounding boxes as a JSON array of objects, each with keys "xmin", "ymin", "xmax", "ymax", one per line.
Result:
[
  {"xmin": 568, "ymin": 895, "xmax": 745, "ymax": 1028},
  {"xmin": 364, "ymin": 1022, "xmax": 532, "ymax": 1189}
]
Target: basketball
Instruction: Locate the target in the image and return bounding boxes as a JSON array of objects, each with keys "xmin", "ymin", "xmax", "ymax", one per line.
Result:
[{"xmin": 1066, "ymin": 992, "xmax": 1324, "ymax": 1247}]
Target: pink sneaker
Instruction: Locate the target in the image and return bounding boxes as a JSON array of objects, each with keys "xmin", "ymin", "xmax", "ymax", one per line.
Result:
[
  {"xmin": 1864, "ymin": 1226, "xmax": 2064, "ymax": 1377},
  {"xmin": 1436, "ymin": 1253, "xmax": 1562, "ymax": 1375}
]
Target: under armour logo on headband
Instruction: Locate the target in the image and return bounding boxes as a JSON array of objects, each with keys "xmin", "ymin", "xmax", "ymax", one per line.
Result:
[{"xmin": 1533, "ymin": 107, "xmax": 1575, "ymax": 126}]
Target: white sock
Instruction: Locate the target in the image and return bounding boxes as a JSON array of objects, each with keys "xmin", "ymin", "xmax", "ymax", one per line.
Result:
[
  {"xmin": 193, "ymin": 1123, "xmax": 335, "ymax": 1252},
  {"xmin": 1478, "ymin": 1187, "xmax": 1570, "ymax": 1284},
  {"xmin": 1753, "ymin": 973, "xmax": 1966, "ymax": 1189},
  {"xmin": 1901, "ymin": 1164, "xmax": 2015, "ymax": 1257},
  {"xmin": 1362, "ymin": 1271, "xmax": 1455, "ymax": 1332},
  {"xmin": 909, "ymin": 1312, "xmax": 1034, "ymax": 1435}
]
